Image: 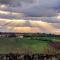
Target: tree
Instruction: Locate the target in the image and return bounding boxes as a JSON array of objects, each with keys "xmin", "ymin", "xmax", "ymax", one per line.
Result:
[{"xmin": 8, "ymin": 33, "xmax": 16, "ymax": 37}]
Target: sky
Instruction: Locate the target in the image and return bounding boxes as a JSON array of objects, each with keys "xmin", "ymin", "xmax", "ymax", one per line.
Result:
[{"xmin": 0, "ymin": 0, "xmax": 60, "ymax": 35}]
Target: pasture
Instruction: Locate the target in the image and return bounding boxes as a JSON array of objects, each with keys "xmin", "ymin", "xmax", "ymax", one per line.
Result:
[{"xmin": 0, "ymin": 37, "xmax": 60, "ymax": 54}]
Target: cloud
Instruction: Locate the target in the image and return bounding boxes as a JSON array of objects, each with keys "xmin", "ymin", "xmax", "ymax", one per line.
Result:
[
  {"xmin": 0, "ymin": 0, "xmax": 60, "ymax": 18},
  {"xmin": 0, "ymin": 0, "xmax": 60, "ymax": 34},
  {"xmin": 1, "ymin": 0, "xmax": 60, "ymax": 17},
  {"xmin": 0, "ymin": 19, "xmax": 60, "ymax": 34},
  {"xmin": 0, "ymin": 0, "xmax": 11, "ymax": 4},
  {"xmin": 50, "ymin": 23, "xmax": 60, "ymax": 29},
  {"xmin": 18, "ymin": 0, "xmax": 60, "ymax": 17}
]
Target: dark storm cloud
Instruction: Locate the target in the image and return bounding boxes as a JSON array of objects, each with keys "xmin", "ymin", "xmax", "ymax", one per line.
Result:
[
  {"xmin": 23, "ymin": 7, "xmax": 57, "ymax": 17},
  {"xmin": 10, "ymin": 0, "xmax": 60, "ymax": 17},
  {"xmin": 0, "ymin": 0, "xmax": 11, "ymax": 4},
  {"xmin": 0, "ymin": 0, "xmax": 60, "ymax": 17},
  {"xmin": 22, "ymin": 0, "xmax": 60, "ymax": 17},
  {"xmin": 39, "ymin": 17, "xmax": 60, "ymax": 23}
]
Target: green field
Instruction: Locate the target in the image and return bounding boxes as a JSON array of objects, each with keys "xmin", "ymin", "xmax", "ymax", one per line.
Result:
[{"xmin": 0, "ymin": 37, "xmax": 60, "ymax": 54}]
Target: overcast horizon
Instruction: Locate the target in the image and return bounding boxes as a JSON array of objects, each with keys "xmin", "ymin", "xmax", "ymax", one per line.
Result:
[{"xmin": 0, "ymin": 0, "xmax": 60, "ymax": 35}]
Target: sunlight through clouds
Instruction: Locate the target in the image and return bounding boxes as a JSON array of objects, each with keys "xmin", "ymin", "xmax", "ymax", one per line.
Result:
[
  {"xmin": 57, "ymin": 13, "xmax": 60, "ymax": 19},
  {"xmin": 0, "ymin": 10, "xmax": 10, "ymax": 15},
  {"xmin": 0, "ymin": 4, "xmax": 7, "ymax": 8},
  {"xmin": 0, "ymin": 0, "xmax": 60, "ymax": 35},
  {"xmin": 0, "ymin": 19, "xmax": 60, "ymax": 34}
]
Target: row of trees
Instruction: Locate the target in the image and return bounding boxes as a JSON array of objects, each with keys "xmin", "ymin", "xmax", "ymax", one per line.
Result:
[
  {"xmin": 0, "ymin": 32, "xmax": 60, "ymax": 37},
  {"xmin": 23, "ymin": 33, "xmax": 60, "ymax": 37}
]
